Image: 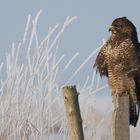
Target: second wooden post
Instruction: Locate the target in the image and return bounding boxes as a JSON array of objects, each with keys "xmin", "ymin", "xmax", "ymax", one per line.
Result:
[{"xmin": 111, "ymin": 93, "xmax": 130, "ymax": 140}]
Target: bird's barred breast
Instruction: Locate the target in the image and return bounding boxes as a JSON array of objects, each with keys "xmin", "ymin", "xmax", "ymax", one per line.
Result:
[{"xmin": 105, "ymin": 39, "xmax": 137, "ymax": 73}]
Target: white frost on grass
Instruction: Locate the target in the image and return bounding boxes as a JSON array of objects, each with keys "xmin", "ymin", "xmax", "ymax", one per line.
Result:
[
  {"xmin": 0, "ymin": 10, "xmax": 117, "ymax": 140},
  {"xmin": 66, "ymin": 46, "xmax": 101, "ymax": 84}
]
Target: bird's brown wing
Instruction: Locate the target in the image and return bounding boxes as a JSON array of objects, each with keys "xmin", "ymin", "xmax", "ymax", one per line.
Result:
[
  {"xmin": 93, "ymin": 44, "xmax": 108, "ymax": 77},
  {"xmin": 131, "ymin": 43, "xmax": 140, "ymax": 126}
]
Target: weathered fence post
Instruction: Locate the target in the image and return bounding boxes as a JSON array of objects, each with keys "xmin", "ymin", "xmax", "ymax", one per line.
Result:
[
  {"xmin": 63, "ymin": 85, "xmax": 84, "ymax": 140},
  {"xmin": 111, "ymin": 93, "xmax": 130, "ymax": 140}
]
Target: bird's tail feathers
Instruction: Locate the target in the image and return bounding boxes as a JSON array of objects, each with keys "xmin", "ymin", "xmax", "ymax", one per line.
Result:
[
  {"xmin": 130, "ymin": 78, "xmax": 140, "ymax": 127},
  {"xmin": 129, "ymin": 101, "xmax": 139, "ymax": 127}
]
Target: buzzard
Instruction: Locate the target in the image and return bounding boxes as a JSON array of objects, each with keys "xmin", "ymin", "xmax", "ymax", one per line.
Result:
[{"xmin": 94, "ymin": 17, "xmax": 140, "ymax": 127}]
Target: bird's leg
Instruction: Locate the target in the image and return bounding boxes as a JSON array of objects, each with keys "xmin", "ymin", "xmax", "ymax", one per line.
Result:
[{"xmin": 112, "ymin": 91, "xmax": 118, "ymax": 111}]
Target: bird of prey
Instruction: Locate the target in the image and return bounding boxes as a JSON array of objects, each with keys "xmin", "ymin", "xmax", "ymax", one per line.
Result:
[{"xmin": 94, "ymin": 17, "xmax": 140, "ymax": 127}]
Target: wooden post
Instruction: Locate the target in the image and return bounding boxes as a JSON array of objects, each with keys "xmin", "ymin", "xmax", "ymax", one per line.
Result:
[
  {"xmin": 63, "ymin": 85, "xmax": 84, "ymax": 140},
  {"xmin": 111, "ymin": 93, "xmax": 130, "ymax": 140}
]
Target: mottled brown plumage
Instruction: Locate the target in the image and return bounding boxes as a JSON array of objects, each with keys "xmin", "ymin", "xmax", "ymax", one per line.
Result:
[{"xmin": 94, "ymin": 17, "xmax": 140, "ymax": 127}]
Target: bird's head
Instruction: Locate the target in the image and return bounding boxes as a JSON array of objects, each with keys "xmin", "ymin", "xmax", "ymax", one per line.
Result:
[{"xmin": 109, "ymin": 17, "xmax": 137, "ymax": 38}]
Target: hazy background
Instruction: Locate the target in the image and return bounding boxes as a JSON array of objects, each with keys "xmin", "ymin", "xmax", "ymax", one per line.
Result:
[
  {"xmin": 0, "ymin": 0, "xmax": 140, "ymax": 85},
  {"xmin": 0, "ymin": 1, "xmax": 139, "ymax": 139}
]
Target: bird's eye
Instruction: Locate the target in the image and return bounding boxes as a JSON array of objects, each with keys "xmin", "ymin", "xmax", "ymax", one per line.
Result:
[{"xmin": 115, "ymin": 25, "xmax": 123, "ymax": 28}]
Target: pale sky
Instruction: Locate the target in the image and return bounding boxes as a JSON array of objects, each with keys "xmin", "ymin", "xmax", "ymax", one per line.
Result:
[{"xmin": 0, "ymin": 0, "xmax": 140, "ymax": 86}]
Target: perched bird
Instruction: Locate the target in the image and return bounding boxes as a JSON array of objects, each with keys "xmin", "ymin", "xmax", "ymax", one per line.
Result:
[{"xmin": 94, "ymin": 17, "xmax": 140, "ymax": 127}]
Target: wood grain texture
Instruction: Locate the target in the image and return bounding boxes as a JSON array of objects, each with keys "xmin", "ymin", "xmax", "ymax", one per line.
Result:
[{"xmin": 63, "ymin": 85, "xmax": 84, "ymax": 140}]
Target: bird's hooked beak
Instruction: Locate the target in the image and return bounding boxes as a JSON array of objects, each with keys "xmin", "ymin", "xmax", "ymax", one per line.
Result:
[{"xmin": 108, "ymin": 25, "xmax": 114, "ymax": 32}]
